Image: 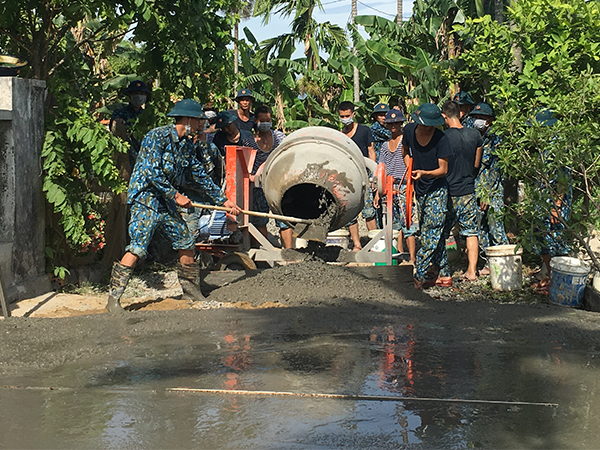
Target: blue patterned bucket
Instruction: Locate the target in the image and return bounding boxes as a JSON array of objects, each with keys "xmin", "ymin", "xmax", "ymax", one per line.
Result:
[{"xmin": 549, "ymin": 257, "xmax": 590, "ymax": 307}]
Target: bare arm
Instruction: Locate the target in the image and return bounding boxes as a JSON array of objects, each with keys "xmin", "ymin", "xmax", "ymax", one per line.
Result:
[
  {"xmin": 368, "ymin": 142, "xmax": 376, "ymax": 162},
  {"xmin": 474, "ymin": 146, "xmax": 483, "ymax": 169},
  {"xmin": 412, "ymin": 158, "xmax": 448, "ymax": 181}
]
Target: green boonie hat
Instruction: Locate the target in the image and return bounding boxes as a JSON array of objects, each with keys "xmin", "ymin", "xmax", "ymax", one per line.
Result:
[
  {"xmin": 411, "ymin": 103, "xmax": 445, "ymax": 127},
  {"xmin": 453, "ymin": 91, "xmax": 475, "ymax": 105},
  {"xmin": 372, "ymin": 102, "xmax": 390, "ymax": 115},
  {"xmin": 235, "ymin": 89, "xmax": 254, "ymax": 101},
  {"xmin": 167, "ymin": 99, "xmax": 206, "ymax": 118},
  {"xmin": 215, "ymin": 111, "xmax": 237, "ymax": 129},
  {"xmin": 469, "ymin": 102, "xmax": 495, "ymax": 117},
  {"xmin": 533, "ymin": 109, "xmax": 558, "ymax": 127},
  {"xmin": 384, "ymin": 109, "xmax": 407, "ymax": 123}
]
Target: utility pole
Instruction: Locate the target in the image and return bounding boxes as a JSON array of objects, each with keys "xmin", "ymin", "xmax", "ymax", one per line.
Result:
[
  {"xmin": 352, "ymin": 0, "xmax": 359, "ymax": 103},
  {"xmin": 397, "ymin": 0, "xmax": 402, "ymax": 26}
]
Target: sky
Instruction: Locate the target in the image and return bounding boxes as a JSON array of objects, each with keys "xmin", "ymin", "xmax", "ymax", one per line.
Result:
[{"xmin": 239, "ymin": 0, "xmax": 415, "ymax": 55}]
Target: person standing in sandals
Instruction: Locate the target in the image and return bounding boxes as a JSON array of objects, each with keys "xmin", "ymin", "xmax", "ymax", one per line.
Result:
[
  {"xmin": 338, "ymin": 101, "xmax": 378, "ymax": 251},
  {"xmin": 469, "ymin": 103, "xmax": 509, "ymax": 275},
  {"xmin": 105, "ymin": 100, "xmax": 240, "ymax": 313},
  {"xmin": 441, "ymin": 100, "xmax": 483, "ymax": 281},
  {"xmin": 252, "ymin": 105, "xmax": 292, "ymax": 248},
  {"xmin": 378, "ymin": 109, "xmax": 417, "ymax": 264},
  {"xmin": 402, "ymin": 103, "xmax": 452, "ymax": 289},
  {"xmin": 229, "ymin": 88, "xmax": 256, "ymax": 132}
]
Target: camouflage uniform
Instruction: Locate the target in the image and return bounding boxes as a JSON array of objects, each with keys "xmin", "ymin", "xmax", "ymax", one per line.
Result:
[
  {"xmin": 371, "ymin": 122, "xmax": 392, "ymax": 163},
  {"xmin": 126, "ymin": 125, "xmax": 226, "ymax": 258},
  {"xmin": 110, "ymin": 103, "xmax": 144, "ymax": 168}
]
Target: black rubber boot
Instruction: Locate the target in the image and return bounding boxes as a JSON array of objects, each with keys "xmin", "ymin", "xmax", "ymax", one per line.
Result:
[
  {"xmin": 106, "ymin": 262, "xmax": 134, "ymax": 313},
  {"xmin": 177, "ymin": 262, "xmax": 205, "ymax": 302}
]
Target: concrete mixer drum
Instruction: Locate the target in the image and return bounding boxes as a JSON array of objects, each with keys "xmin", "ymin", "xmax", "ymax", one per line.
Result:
[{"xmin": 259, "ymin": 126, "xmax": 377, "ymax": 240}]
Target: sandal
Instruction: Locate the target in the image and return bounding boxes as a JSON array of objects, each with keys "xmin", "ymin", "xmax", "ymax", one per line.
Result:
[
  {"xmin": 479, "ymin": 267, "xmax": 490, "ymax": 276},
  {"xmin": 532, "ymin": 277, "xmax": 550, "ymax": 295},
  {"xmin": 435, "ymin": 276, "xmax": 453, "ymax": 287},
  {"xmin": 413, "ymin": 278, "xmax": 424, "ymax": 290},
  {"xmin": 458, "ymin": 272, "xmax": 478, "ymax": 282}
]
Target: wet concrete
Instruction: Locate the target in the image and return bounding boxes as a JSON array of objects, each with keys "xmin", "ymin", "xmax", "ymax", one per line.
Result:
[{"xmin": 2, "ymin": 292, "xmax": 600, "ymax": 449}]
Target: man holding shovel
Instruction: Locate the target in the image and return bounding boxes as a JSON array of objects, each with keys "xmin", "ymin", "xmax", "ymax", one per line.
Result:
[{"xmin": 105, "ymin": 99, "xmax": 240, "ymax": 313}]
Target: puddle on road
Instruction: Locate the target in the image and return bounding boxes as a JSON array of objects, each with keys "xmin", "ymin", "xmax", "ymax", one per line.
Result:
[{"xmin": 2, "ymin": 320, "xmax": 600, "ymax": 449}]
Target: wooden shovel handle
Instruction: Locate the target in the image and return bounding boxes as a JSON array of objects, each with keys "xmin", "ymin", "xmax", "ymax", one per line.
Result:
[{"xmin": 189, "ymin": 202, "xmax": 312, "ymax": 224}]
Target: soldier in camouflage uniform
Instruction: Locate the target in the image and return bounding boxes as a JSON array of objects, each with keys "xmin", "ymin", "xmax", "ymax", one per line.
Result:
[{"xmin": 106, "ymin": 99, "xmax": 240, "ymax": 313}]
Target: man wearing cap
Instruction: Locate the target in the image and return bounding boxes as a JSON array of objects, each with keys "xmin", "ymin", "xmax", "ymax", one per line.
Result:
[
  {"xmin": 229, "ymin": 89, "xmax": 256, "ymax": 132},
  {"xmin": 452, "ymin": 91, "xmax": 476, "ymax": 122},
  {"xmin": 470, "ymin": 102, "xmax": 509, "ymax": 272},
  {"xmin": 105, "ymin": 99, "xmax": 240, "ymax": 313},
  {"xmin": 530, "ymin": 109, "xmax": 571, "ymax": 294},
  {"xmin": 379, "ymin": 109, "xmax": 417, "ymax": 264},
  {"xmin": 402, "ymin": 103, "xmax": 453, "ymax": 289},
  {"xmin": 441, "ymin": 100, "xmax": 483, "ymax": 281},
  {"xmin": 212, "ymin": 111, "xmax": 260, "ymax": 155},
  {"xmin": 110, "ymin": 80, "xmax": 152, "ymax": 172},
  {"xmin": 370, "ymin": 103, "xmax": 392, "ymax": 162},
  {"xmin": 338, "ymin": 101, "xmax": 378, "ymax": 250}
]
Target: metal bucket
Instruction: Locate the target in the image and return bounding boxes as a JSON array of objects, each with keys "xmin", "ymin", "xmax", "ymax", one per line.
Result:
[
  {"xmin": 259, "ymin": 127, "xmax": 375, "ymax": 233},
  {"xmin": 549, "ymin": 257, "xmax": 591, "ymax": 307}
]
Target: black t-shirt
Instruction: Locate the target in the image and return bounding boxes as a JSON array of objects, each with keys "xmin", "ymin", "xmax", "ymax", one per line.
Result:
[
  {"xmin": 229, "ymin": 109, "xmax": 255, "ymax": 132},
  {"xmin": 402, "ymin": 122, "xmax": 452, "ymax": 197},
  {"xmin": 444, "ymin": 127, "xmax": 483, "ymax": 196},
  {"xmin": 212, "ymin": 129, "xmax": 259, "ymax": 157},
  {"xmin": 349, "ymin": 124, "xmax": 374, "ymax": 158}
]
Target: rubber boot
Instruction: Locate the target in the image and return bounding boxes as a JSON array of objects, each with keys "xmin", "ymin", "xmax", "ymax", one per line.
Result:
[
  {"xmin": 106, "ymin": 262, "xmax": 134, "ymax": 313},
  {"xmin": 177, "ymin": 262, "xmax": 205, "ymax": 302}
]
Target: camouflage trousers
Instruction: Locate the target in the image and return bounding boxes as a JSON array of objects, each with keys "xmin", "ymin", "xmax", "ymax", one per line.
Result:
[{"xmin": 415, "ymin": 187, "xmax": 449, "ymax": 282}]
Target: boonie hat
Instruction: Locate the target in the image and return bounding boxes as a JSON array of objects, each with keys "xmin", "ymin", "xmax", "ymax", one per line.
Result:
[
  {"xmin": 411, "ymin": 103, "xmax": 445, "ymax": 127},
  {"xmin": 167, "ymin": 99, "xmax": 206, "ymax": 118},
  {"xmin": 214, "ymin": 111, "xmax": 237, "ymax": 129},
  {"xmin": 235, "ymin": 89, "xmax": 254, "ymax": 101},
  {"xmin": 124, "ymin": 80, "xmax": 151, "ymax": 95},
  {"xmin": 453, "ymin": 91, "xmax": 475, "ymax": 105},
  {"xmin": 372, "ymin": 102, "xmax": 390, "ymax": 116},
  {"xmin": 383, "ymin": 109, "xmax": 406, "ymax": 123},
  {"xmin": 532, "ymin": 108, "xmax": 557, "ymax": 127},
  {"xmin": 469, "ymin": 102, "xmax": 495, "ymax": 118}
]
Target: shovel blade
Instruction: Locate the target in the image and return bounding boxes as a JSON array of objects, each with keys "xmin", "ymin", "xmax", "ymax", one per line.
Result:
[{"xmin": 293, "ymin": 223, "xmax": 328, "ymax": 243}]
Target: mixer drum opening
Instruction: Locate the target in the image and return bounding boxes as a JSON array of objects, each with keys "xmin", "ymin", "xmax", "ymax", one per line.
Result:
[{"xmin": 280, "ymin": 183, "xmax": 337, "ymax": 221}]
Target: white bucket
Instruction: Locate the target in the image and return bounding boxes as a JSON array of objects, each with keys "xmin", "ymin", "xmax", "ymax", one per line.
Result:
[
  {"xmin": 326, "ymin": 229, "xmax": 350, "ymax": 249},
  {"xmin": 486, "ymin": 245, "xmax": 523, "ymax": 291},
  {"xmin": 368, "ymin": 229, "xmax": 399, "ymax": 253},
  {"xmin": 294, "ymin": 238, "xmax": 308, "ymax": 249},
  {"xmin": 549, "ymin": 257, "xmax": 591, "ymax": 307}
]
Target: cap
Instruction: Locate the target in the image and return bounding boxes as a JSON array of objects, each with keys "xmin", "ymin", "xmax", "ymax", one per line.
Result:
[
  {"xmin": 383, "ymin": 109, "xmax": 406, "ymax": 123},
  {"xmin": 235, "ymin": 89, "xmax": 254, "ymax": 101},
  {"xmin": 124, "ymin": 80, "xmax": 151, "ymax": 95},
  {"xmin": 372, "ymin": 102, "xmax": 390, "ymax": 115},
  {"xmin": 453, "ymin": 91, "xmax": 475, "ymax": 105},
  {"xmin": 532, "ymin": 109, "xmax": 558, "ymax": 127},
  {"xmin": 166, "ymin": 99, "xmax": 206, "ymax": 118},
  {"xmin": 469, "ymin": 102, "xmax": 495, "ymax": 117},
  {"xmin": 214, "ymin": 111, "xmax": 237, "ymax": 129},
  {"xmin": 410, "ymin": 103, "xmax": 445, "ymax": 127}
]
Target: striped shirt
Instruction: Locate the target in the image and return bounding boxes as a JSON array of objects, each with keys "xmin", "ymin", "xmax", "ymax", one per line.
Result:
[{"xmin": 379, "ymin": 139, "xmax": 407, "ymax": 184}]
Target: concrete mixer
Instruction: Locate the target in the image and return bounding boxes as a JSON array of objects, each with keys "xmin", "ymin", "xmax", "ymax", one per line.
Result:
[{"xmin": 258, "ymin": 126, "xmax": 378, "ymax": 241}]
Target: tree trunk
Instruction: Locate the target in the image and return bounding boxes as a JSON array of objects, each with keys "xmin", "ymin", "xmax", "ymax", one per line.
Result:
[
  {"xmin": 352, "ymin": 0, "xmax": 359, "ymax": 103},
  {"xmin": 397, "ymin": 0, "xmax": 403, "ymax": 25},
  {"xmin": 234, "ymin": 21, "xmax": 239, "ymax": 93},
  {"xmin": 495, "ymin": 0, "xmax": 504, "ymax": 23}
]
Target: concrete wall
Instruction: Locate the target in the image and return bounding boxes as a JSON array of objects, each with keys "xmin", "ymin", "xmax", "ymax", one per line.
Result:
[{"xmin": 0, "ymin": 77, "xmax": 51, "ymax": 302}]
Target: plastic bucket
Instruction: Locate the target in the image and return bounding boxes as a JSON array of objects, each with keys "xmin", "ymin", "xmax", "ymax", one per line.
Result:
[
  {"xmin": 326, "ymin": 229, "xmax": 350, "ymax": 249},
  {"xmin": 549, "ymin": 257, "xmax": 591, "ymax": 307},
  {"xmin": 486, "ymin": 245, "xmax": 523, "ymax": 291}
]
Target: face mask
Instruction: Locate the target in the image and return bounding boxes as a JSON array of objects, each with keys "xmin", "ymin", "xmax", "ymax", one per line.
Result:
[
  {"xmin": 340, "ymin": 116, "xmax": 354, "ymax": 126},
  {"xmin": 130, "ymin": 94, "xmax": 147, "ymax": 108},
  {"xmin": 205, "ymin": 111, "xmax": 217, "ymax": 120},
  {"xmin": 184, "ymin": 124, "xmax": 192, "ymax": 136},
  {"xmin": 473, "ymin": 118, "xmax": 489, "ymax": 132},
  {"xmin": 256, "ymin": 122, "xmax": 272, "ymax": 132}
]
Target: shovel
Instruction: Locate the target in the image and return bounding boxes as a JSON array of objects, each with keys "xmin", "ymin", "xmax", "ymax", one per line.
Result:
[{"xmin": 190, "ymin": 202, "xmax": 329, "ymax": 243}]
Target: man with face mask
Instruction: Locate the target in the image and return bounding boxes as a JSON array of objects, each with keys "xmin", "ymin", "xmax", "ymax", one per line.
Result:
[
  {"xmin": 470, "ymin": 103, "xmax": 509, "ymax": 274},
  {"xmin": 252, "ymin": 105, "xmax": 291, "ymax": 246},
  {"xmin": 338, "ymin": 101, "xmax": 378, "ymax": 251},
  {"xmin": 110, "ymin": 80, "xmax": 151, "ymax": 174},
  {"xmin": 105, "ymin": 100, "xmax": 241, "ymax": 313}
]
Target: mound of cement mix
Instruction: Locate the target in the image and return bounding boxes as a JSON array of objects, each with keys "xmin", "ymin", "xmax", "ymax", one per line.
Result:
[{"xmin": 209, "ymin": 259, "xmax": 399, "ymax": 307}]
